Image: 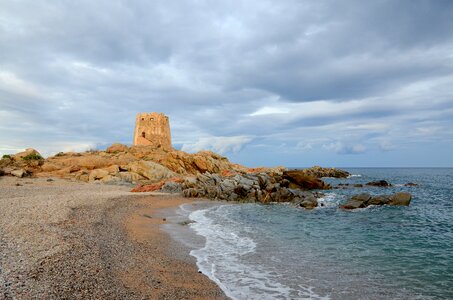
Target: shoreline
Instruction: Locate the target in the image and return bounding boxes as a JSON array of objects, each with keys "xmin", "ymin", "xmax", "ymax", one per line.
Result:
[{"xmin": 0, "ymin": 176, "xmax": 227, "ymax": 299}]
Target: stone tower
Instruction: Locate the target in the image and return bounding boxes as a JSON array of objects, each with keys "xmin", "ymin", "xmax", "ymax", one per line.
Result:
[{"xmin": 133, "ymin": 112, "xmax": 172, "ymax": 150}]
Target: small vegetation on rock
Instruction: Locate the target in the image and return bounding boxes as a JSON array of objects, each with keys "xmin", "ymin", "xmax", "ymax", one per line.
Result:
[
  {"xmin": 22, "ymin": 153, "xmax": 43, "ymax": 161},
  {"xmin": 2, "ymin": 154, "xmax": 12, "ymax": 159}
]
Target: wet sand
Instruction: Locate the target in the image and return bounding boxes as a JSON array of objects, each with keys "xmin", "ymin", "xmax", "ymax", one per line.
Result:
[{"xmin": 0, "ymin": 176, "xmax": 227, "ymax": 299}]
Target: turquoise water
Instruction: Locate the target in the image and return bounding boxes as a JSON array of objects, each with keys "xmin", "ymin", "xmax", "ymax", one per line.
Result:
[{"xmin": 187, "ymin": 168, "xmax": 453, "ymax": 299}]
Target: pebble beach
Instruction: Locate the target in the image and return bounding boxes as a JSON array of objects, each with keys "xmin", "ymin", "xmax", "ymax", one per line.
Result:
[{"xmin": 0, "ymin": 176, "xmax": 226, "ymax": 299}]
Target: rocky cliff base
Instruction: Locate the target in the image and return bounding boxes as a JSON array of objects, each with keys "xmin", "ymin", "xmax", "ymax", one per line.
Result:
[{"xmin": 0, "ymin": 146, "xmax": 412, "ymax": 210}]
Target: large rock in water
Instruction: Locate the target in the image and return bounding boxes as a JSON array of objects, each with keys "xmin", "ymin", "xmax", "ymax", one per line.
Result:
[
  {"xmin": 366, "ymin": 180, "xmax": 392, "ymax": 187},
  {"xmin": 388, "ymin": 192, "xmax": 412, "ymax": 206},
  {"xmin": 300, "ymin": 166, "xmax": 350, "ymax": 178},
  {"xmin": 282, "ymin": 170, "xmax": 330, "ymax": 190},
  {"xmin": 179, "ymin": 171, "xmax": 322, "ymax": 209},
  {"xmin": 340, "ymin": 192, "xmax": 412, "ymax": 210},
  {"xmin": 340, "ymin": 193, "xmax": 371, "ymax": 209}
]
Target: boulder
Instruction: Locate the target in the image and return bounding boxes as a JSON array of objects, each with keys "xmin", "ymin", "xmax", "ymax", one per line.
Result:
[
  {"xmin": 367, "ymin": 195, "xmax": 391, "ymax": 206},
  {"xmin": 388, "ymin": 192, "xmax": 412, "ymax": 206},
  {"xmin": 404, "ymin": 182, "xmax": 418, "ymax": 187},
  {"xmin": 294, "ymin": 192, "xmax": 318, "ymax": 209},
  {"xmin": 183, "ymin": 188, "xmax": 200, "ymax": 198},
  {"xmin": 300, "ymin": 198, "xmax": 318, "ymax": 209},
  {"xmin": 300, "ymin": 166, "xmax": 350, "ymax": 178},
  {"xmin": 282, "ymin": 170, "xmax": 330, "ymax": 190},
  {"xmin": 100, "ymin": 175, "xmax": 121, "ymax": 184},
  {"xmin": 340, "ymin": 193, "xmax": 371, "ymax": 210},
  {"xmin": 341, "ymin": 192, "xmax": 412, "ymax": 210},
  {"xmin": 127, "ymin": 161, "xmax": 176, "ymax": 182},
  {"xmin": 74, "ymin": 171, "xmax": 89, "ymax": 182},
  {"xmin": 88, "ymin": 169, "xmax": 110, "ymax": 181},
  {"xmin": 117, "ymin": 171, "xmax": 144, "ymax": 183},
  {"xmin": 11, "ymin": 169, "xmax": 26, "ymax": 178},
  {"xmin": 106, "ymin": 143, "xmax": 128, "ymax": 153},
  {"xmin": 366, "ymin": 180, "xmax": 391, "ymax": 187},
  {"xmin": 41, "ymin": 162, "xmax": 60, "ymax": 172},
  {"xmin": 14, "ymin": 148, "xmax": 42, "ymax": 160},
  {"xmin": 104, "ymin": 165, "xmax": 120, "ymax": 175},
  {"xmin": 272, "ymin": 188, "xmax": 295, "ymax": 202},
  {"xmin": 160, "ymin": 182, "xmax": 182, "ymax": 193}
]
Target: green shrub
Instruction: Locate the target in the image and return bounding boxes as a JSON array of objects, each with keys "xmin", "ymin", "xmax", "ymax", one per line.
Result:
[
  {"xmin": 2, "ymin": 154, "xmax": 12, "ymax": 159},
  {"xmin": 54, "ymin": 152, "xmax": 65, "ymax": 157},
  {"xmin": 22, "ymin": 153, "xmax": 43, "ymax": 161}
]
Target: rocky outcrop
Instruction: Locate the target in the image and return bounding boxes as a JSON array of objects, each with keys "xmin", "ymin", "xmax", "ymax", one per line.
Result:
[
  {"xmin": 13, "ymin": 148, "xmax": 42, "ymax": 160},
  {"xmin": 35, "ymin": 145, "xmax": 250, "ymax": 182},
  {"xmin": 126, "ymin": 160, "xmax": 177, "ymax": 182},
  {"xmin": 106, "ymin": 143, "xmax": 128, "ymax": 153},
  {"xmin": 180, "ymin": 171, "xmax": 327, "ymax": 209},
  {"xmin": 340, "ymin": 192, "xmax": 412, "ymax": 210},
  {"xmin": 299, "ymin": 166, "xmax": 350, "ymax": 178},
  {"xmin": 388, "ymin": 192, "xmax": 412, "ymax": 206},
  {"xmin": 366, "ymin": 180, "xmax": 392, "ymax": 187},
  {"xmin": 1, "ymin": 149, "xmax": 44, "ymax": 176},
  {"xmin": 282, "ymin": 170, "xmax": 331, "ymax": 189}
]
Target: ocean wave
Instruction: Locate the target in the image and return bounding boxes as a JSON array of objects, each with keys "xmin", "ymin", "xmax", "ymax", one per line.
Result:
[
  {"xmin": 317, "ymin": 193, "xmax": 341, "ymax": 208},
  {"xmin": 347, "ymin": 174, "xmax": 362, "ymax": 178},
  {"xmin": 188, "ymin": 205, "xmax": 326, "ymax": 299}
]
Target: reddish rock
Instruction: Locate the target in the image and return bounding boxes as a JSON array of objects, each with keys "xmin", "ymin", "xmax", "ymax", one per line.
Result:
[
  {"xmin": 131, "ymin": 182, "xmax": 165, "ymax": 192},
  {"xmin": 106, "ymin": 143, "xmax": 128, "ymax": 153},
  {"xmin": 282, "ymin": 170, "xmax": 330, "ymax": 190}
]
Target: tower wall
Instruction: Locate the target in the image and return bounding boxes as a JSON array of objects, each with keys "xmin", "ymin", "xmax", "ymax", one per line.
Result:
[{"xmin": 133, "ymin": 112, "xmax": 172, "ymax": 150}]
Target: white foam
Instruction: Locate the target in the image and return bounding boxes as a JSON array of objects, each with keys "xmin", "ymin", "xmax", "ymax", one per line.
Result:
[
  {"xmin": 317, "ymin": 193, "xmax": 341, "ymax": 208},
  {"xmin": 347, "ymin": 174, "xmax": 362, "ymax": 178},
  {"xmin": 188, "ymin": 205, "xmax": 327, "ymax": 299}
]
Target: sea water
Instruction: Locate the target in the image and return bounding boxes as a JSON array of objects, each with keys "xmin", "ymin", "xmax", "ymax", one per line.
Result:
[{"xmin": 177, "ymin": 168, "xmax": 453, "ymax": 299}]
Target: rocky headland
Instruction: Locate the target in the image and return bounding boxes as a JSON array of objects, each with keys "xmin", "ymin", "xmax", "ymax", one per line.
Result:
[{"xmin": 0, "ymin": 145, "xmax": 414, "ymax": 210}]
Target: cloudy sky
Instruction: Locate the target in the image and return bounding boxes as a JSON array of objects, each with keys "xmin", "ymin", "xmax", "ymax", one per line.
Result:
[{"xmin": 1, "ymin": 0, "xmax": 453, "ymax": 167}]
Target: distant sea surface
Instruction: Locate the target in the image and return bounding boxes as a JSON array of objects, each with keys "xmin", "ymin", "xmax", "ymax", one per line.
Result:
[{"xmin": 174, "ymin": 168, "xmax": 453, "ymax": 299}]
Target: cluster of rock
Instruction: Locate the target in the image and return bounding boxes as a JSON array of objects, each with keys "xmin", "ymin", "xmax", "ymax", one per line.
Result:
[
  {"xmin": 298, "ymin": 166, "xmax": 350, "ymax": 178},
  {"xmin": 335, "ymin": 180, "xmax": 419, "ymax": 189},
  {"xmin": 0, "ymin": 148, "xmax": 44, "ymax": 178},
  {"xmin": 340, "ymin": 192, "xmax": 412, "ymax": 210},
  {"xmin": 365, "ymin": 180, "xmax": 392, "ymax": 187},
  {"xmin": 181, "ymin": 169, "xmax": 328, "ymax": 209},
  {"xmin": 1, "ymin": 145, "xmax": 415, "ymax": 211},
  {"xmin": 0, "ymin": 144, "xmax": 253, "ymax": 185}
]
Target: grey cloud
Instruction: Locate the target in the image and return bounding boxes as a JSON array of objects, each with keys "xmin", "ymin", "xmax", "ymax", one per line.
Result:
[{"xmin": 0, "ymin": 1, "xmax": 452, "ymax": 166}]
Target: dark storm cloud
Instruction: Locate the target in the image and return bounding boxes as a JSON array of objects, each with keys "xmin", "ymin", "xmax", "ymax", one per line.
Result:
[{"xmin": 1, "ymin": 0, "xmax": 452, "ymax": 166}]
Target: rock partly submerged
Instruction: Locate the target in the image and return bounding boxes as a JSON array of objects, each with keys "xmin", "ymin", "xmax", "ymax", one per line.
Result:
[
  {"xmin": 181, "ymin": 169, "xmax": 327, "ymax": 209},
  {"xmin": 340, "ymin": 192, "xmax": 412, "ymax": 210},
  {"xmin": 3, "ymin": 145, "xmax": 411, "ymax": 211},
  {"xmin": 366, "ymin": 180, "xmax": 392, "ymax": 187},
  {"xmin": 296, "ymin": 166, "xmax": 350, "ymax": 178}
]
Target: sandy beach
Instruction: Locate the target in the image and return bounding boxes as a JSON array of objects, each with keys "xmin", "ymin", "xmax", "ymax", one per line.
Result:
[{"xmin": 0, "ymin": 176, "xmax": 226, "ymax": 299}]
